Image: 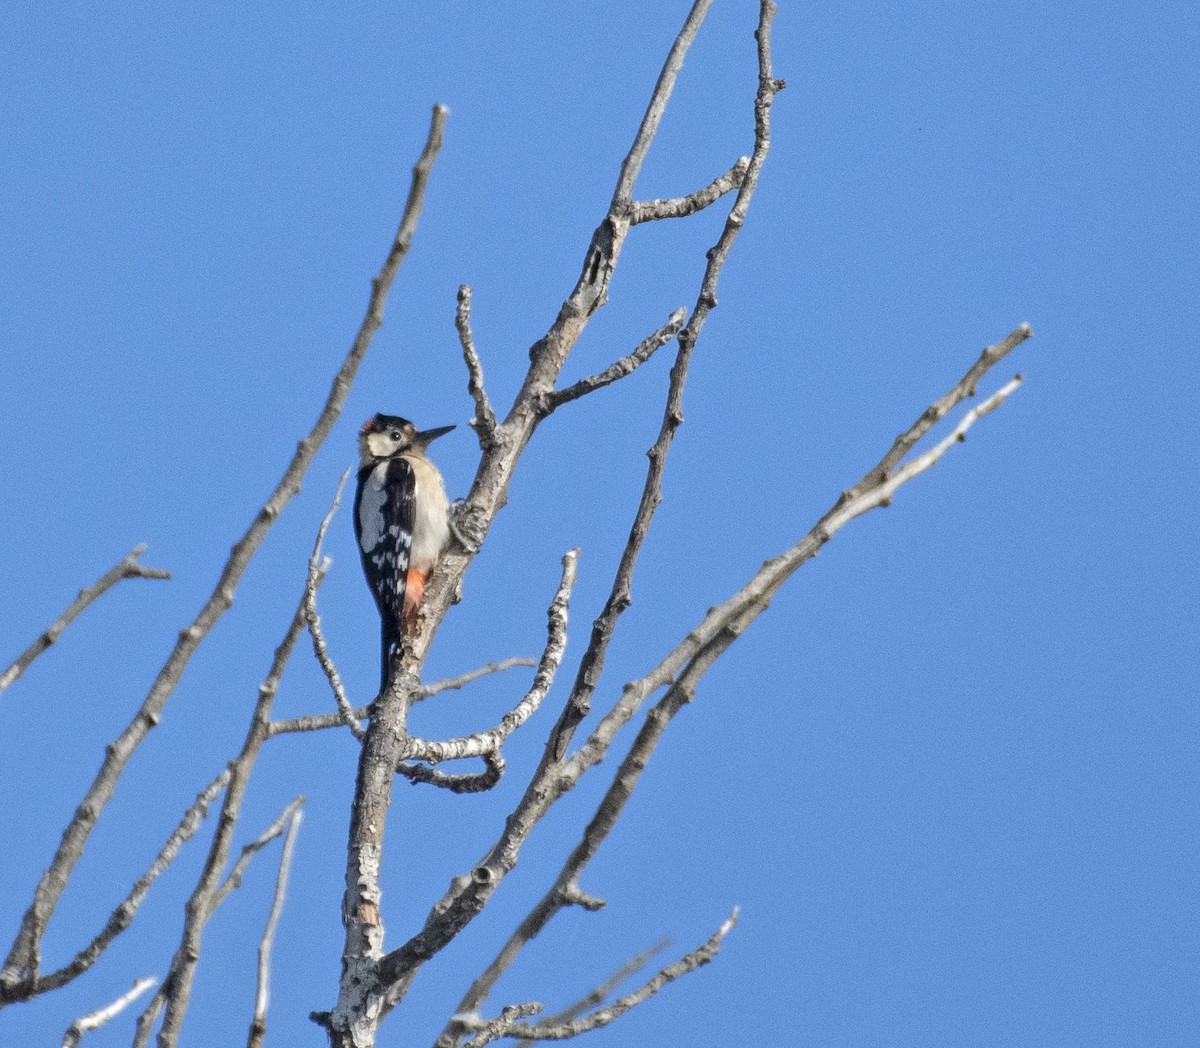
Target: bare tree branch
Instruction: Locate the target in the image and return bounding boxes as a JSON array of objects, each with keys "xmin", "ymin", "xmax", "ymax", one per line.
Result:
[
  {"xmin": 247, "ymin": 807, "xmax": 303, "ymax": 1048},
  {"xmin": 155, "ymin": 581, "xmax": 317, "ymax": 1046},
  {"xmin": 304, "ymin": 468, "xmax": 363, "ymax": 740},
  {"xmin": 857, "ymin": 323, "xmax": 1031, "ymax": 493},
  {"xmin": 446, "ymin": 536, "xmax": 761, "ymax": 1025},
  {"xmin": 403, "ymin": 550, "xmax": 577, "ymax": 766},
  {"xmin": 629, "ymin": 157, "xmax": 750, "ymax": 224},
  {"xmin": 611, "ymin": 0, "xmax": 715, "ymax": 209},
  {"xmin": 499, "ymin": 912, "xmax": 736, "ymax": 1043},
  {"xmin": 545, "ymin": 0, "xmax": 784, "ymax": 765},
  {"xmin": 213, "ymin": 797, "xmax": 306, "ymax": 911},
  {"xmin": 0, "ymin": 545, "xmax": 169, "ymax": 698},
  {"xmin": 457, "ymin": 284, "xmax": 499, "ymax": 447},
  {"xmin": 131, "ymin": 988, "xmax": 165, "ymax": 1048},
  {"xmin": 396, "ymin": 752, "xmax": 505, "ymax": 795},
  {"xmin": 544, "ymin": 309, "xmax": 686, "ymax": 413},
  {"xmin": 419, "ymin": 0, "xmax": 728, "ymax": 596},
  {"xmin": 458, "ymin": 1003, "xmax": 544, "ymax": 1048},
  {"xmin": 267, "ymin": 657, "xmax": 537, "ymax": 737},
  {"xmin": 0, "ymin": 105, "xmax": 448, "ymax": 1003},
  {"xmin": 30, "ymin": 770, "xmax": 231, "ymax": 998},
  {"xmin": 570, "ymin": 330, "xmax": 1031, "ymax": 784},
  {"xmin": 61, "ymin": 977, "xmax": 157, "ymax": 1048},
  {"xmin": 511, "ymin": 939, "xmax": 671, "ymax": 1048},
  {"xmin": 436, "ymin": 325, "xmax": 1025, "ymax": 1042},
  {"xmin": 365, "ymin": 7, "xmax": 783, "ymax": 1026},
  {"xmin": 414, "ymin": 659, "xmax": 539, "ymax": 703}
]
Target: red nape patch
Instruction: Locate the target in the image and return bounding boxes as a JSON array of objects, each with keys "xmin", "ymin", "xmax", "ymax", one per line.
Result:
[{"xmin": 360, "ymin": 416, "xmax": 377, "ymax": 434}]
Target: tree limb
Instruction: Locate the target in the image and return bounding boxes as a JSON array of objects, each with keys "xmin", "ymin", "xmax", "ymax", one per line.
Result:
[
  {"xmin": 0, "ymin": 545, "xmax": 169, "ymax": 698},
  {"xmin": 396, "ymin": 752, "xmax": 505, "ymax": 795},
  {"xmin": 267, "ymin": 658, "xmax": 537, "ymax": 737},
  {"xmin": 304, "ymin": 468, "xmax": 363, "ymax": 740},
  {"xmin": 544, "ymin": 310, "xmax": 686, "ymax": 413},
  {"xmin": 570, "ymin": 330, "xmax": 1031, "ymax": 784},
  {"xmin": 28, "ymin": 770, "xmax": 231, "ymax": 999},
  {"xmin": 155, "ymin": 583, "xmax": 316, "ymax": 1046},
  {"xmin": 629, "ymin": 157, "xmax": 750, "ymax": 224},
  {"xmin": 457, "ymin": 285, "xmax": 499, "ymax": 447},
  {"xmin": 247, "ymin": 806, "xmax": 303, "ymax": 1048},
  {"xmin": 61, "ymin": 977, "xmax": 157, "ymax": 1048},
  {"xmin": 367, "ymin": 6, "xmax": 782, "ymax": 1021},
  {"xmin": 212, "ymin": 797, "xmax": 306, "ymax": 912},
  {"xmin": 403, "ymin": 550, "xmax": 577, "ymax": 766}
]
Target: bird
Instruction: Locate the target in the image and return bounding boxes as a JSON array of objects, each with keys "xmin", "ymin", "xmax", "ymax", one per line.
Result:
[{"xmin": 354, "ymin": 413, "xmax": 454, "ymax": 689}]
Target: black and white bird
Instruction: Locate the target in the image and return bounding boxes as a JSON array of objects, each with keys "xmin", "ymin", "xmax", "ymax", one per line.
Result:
[{"xmin": 354, "ymin": 413, "xmax": 454, "ymax": 688}]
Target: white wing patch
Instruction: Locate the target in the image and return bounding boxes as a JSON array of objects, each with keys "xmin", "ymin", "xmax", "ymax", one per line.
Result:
[{"xmin": 358, "ymin": 464, "xmax": 389, "ymax": 553}]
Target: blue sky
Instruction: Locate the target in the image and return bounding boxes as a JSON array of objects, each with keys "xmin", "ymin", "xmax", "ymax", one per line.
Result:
[{"xmin": 2, "ymin": 2, "xmax": 1197, "ymax": 1046}]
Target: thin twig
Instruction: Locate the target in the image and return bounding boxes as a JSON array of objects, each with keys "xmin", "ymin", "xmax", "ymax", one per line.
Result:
[
  {"xmin": 247, "ymin": 807, "xmax": 303, "ymax": 1048},
  {"xmin": 512, "ymin": 939, "xmax": 671, "ymax": 1048},
  {"xmin": 304, "ymin": 468, "xmax": 362, "ymax": 740},
  {"xmin": 61, "ymin": 976, "xmax": 157, "ymax": 1048},
  {"xmin": 545, "ymin": 309, "xmax": 687, "ymax": 412},
  {"xmin": 129, "ymin": 798, "xmax": 304, "ymax": 1048},
  {"xmin": 416, "ymin": 658, "xmax": 539, "ymax": 701},
  {"xmin": 856, "ymin": 324, "xmax": 1031, "ymax": 493},
  {"xmin": 131, "ymin": 986, "xmax": 165, "ymax": 1048},
  {"xmin": 457, "ymin": 285, "xmax": 498, "ymax": 446},
  {"xmin": 0, "ymin": 545, "xmax": 169, "ymax": 697},
  {"xmin": 629, "ymin": 157, "xmax": 750, "ymax": 224},
  {"xmin": 267, "ymin": 657, "xmax": 536, "ymax": 736},
  {"xmin": 212, "ymin": 797, "xmax": 305, "ymax": 911},
  {"xmin": 500, "ymin": 912, "xmax": 737, "ymax": 1042},
  {"xmin": 0, "ymin": 105, "xmax": 448, "ymax": 1004}
]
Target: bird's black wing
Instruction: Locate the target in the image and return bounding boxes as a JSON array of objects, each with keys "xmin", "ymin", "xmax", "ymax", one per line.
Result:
[{"xmin": 355, "ymin": 458, "xmax": 415, "ymax": 688}]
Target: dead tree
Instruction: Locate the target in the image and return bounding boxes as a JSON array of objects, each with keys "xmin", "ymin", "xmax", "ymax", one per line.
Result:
[{"xmin": 0, "ymin": 2, "xmax": 1031, "ymax": 1046}]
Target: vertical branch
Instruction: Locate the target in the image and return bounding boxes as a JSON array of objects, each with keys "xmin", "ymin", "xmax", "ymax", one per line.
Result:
[
  {"xmin": 247, "ymin": 808, "xmax": 303, "ymax": 1048},
  {"xmin": 457, "ymin": 285, "xmax": 498, "ymax": 447}
]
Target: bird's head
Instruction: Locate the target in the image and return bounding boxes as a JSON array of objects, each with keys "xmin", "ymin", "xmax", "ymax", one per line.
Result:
[{"xmin": 359, "ymin": 414, "xmax": 455, "ymax": 462}]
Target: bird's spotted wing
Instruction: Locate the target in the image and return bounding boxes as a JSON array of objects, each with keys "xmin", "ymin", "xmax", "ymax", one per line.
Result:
[{"xmin": 355, "ymin": 458, "xmax": 415, "ymax": 684}]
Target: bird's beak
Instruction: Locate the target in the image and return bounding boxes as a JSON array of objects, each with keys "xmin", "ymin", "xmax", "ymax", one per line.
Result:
[{"xmin": 415, "ymin": 424, "xmax": 455, "ymax": 447}]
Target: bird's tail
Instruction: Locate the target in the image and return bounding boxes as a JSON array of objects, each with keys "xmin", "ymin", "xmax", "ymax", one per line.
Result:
[{"xmin": 380, "ymin": 619, "xmax": 401, "ymax": 692}]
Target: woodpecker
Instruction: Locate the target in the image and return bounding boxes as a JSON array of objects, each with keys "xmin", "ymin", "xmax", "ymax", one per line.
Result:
[{"xmin": 355, "ymin": 413, "xmax": 454, "ymax": 688}]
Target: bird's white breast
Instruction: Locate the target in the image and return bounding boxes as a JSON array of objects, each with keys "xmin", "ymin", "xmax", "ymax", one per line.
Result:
[{"xmin": 404, "ymin": 454, "xmax": 451, "ymax": 570}]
